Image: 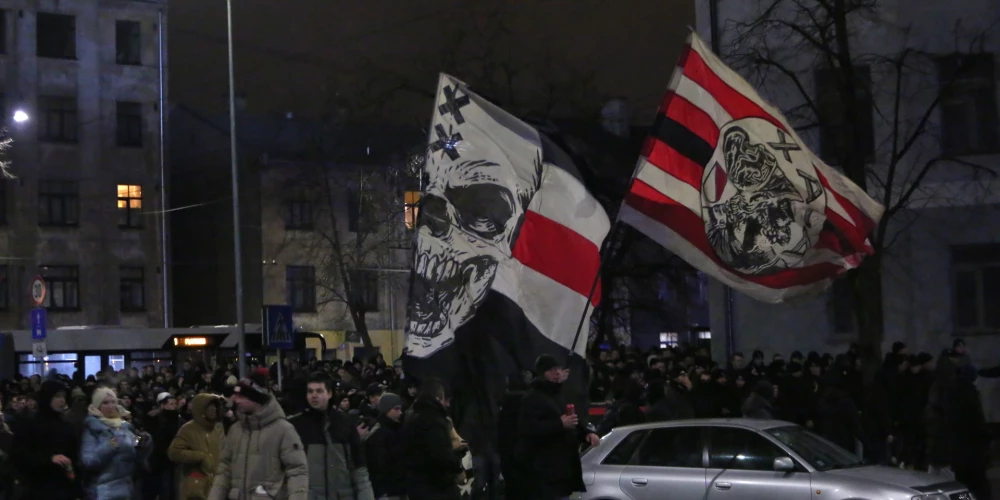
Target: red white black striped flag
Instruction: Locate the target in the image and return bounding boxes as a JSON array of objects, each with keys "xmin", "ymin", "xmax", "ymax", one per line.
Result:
[
  {"xmin": 620, "ymin": 33, "xmax": 884, "ymax": 303},
  {"xmin": 404, "ymin": 73, "xmax": 609, "ymax": 448}
]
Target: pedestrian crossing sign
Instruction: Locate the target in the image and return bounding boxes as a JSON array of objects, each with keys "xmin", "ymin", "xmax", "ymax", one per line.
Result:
[{"xmin": 263, "ymin": 305, "xmax": 294, "ymax": 349}]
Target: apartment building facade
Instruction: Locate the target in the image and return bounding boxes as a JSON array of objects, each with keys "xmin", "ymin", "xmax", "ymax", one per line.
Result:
[{"xmin": 0, "ymin": 0, "xmax": 167, "ymax": 329}]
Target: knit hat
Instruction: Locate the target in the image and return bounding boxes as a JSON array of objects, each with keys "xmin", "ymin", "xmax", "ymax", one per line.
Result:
[
  {"xmin": 233, "ymin": 369, "xmax": 271, "ymax": 405},
  {"xmin": 156, "ymin": 392, "xmax": 176, "ymax": 405},
  {"xmin": 534, "ymin": 354, "xmax": 562, "ymax": 375},
  {"xmin": 90, "ymin": 387, "xmax": 117, "ymax": 410},
  {"xmin": 377, "ymin": 392, "xmax": 403, "ymax": 415}
]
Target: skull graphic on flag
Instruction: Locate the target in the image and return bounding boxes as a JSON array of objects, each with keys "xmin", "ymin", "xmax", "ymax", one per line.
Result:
[
  {"xmin": 405, "ymin": 75, "xmax": 543, "ymax": 358},
  {"xmin": 703, "ymin": 118, "xmax": 827, "ymax": 275}
]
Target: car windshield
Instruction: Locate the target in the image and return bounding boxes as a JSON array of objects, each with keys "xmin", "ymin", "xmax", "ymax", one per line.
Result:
[{"xmin": 765, "ymin": 426, "xmax": 865, "ymax": 471}]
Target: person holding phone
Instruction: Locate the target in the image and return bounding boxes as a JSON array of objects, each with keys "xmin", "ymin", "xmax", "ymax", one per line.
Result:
[{"xmin": 515, "ymin": 355, "xmax": 600, "ymax": 500}]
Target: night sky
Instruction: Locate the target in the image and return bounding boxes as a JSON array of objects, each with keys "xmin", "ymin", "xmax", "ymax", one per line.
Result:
[{"xmin": 167, "ymin": 0, "xmax": 694, "ymax": 123}]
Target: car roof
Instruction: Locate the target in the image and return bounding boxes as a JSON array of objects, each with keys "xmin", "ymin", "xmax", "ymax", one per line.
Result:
[{"xmin": 607, "ymin": 418, "xmax": 794, "ymax": 433}]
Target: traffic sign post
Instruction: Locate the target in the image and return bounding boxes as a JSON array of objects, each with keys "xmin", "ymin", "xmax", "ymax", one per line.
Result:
[
  {"xmin": 30, "ymin": 307, "xmax": 47, "ymax": 358},
  {"xmin": 263, "ymin": 305, "xmax": 294, "ymax": 349},
  {"xmin": 30, "ymin": 277, "xmax": 48, "ymax": 359},
  {"xmin": 31, "ymin": 276, "xmax": 46, "ymax": 307},
  {"xmin": 263, "ymin": 305, "xmax": 294, "ymax": 389}
]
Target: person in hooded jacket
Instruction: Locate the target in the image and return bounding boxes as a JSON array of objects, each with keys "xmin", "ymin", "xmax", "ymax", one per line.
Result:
[
  {"xmin": 288, "ymin": 372, "xmax": 375, "ymax": 500},
  {"xmin": 516, "ymin": 355, "xmax": 600, "ymax": 500},
  {"xmin": 168, "ymin": 393, "xmax": 226, "ymax": 500},
  {"xmin": 144, "ymin": 392, "xmax": 183, "ymax": 500},
  {"xmin": 10, "ymin": 379, "xmax": 81, "ymax": 500},
  {"xmin": 80, "ymin": 387, "xmax": 153, "ymax": 500},
  {"xmin": 208, "ymin": 370, "xmax": 309, "ymax": 500},
  {"xmin": 400, "ymin": 378, "xmax": 465, "ymax": 500},
  {"xmin": 646, "ymin": 367, "xmax": 695, "ymax": 422}
]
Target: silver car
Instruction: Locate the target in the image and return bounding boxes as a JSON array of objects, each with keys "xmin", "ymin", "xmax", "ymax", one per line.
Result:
[{"xmin": 577, "ymin": 418, "xmax": 975, "ymax": 500}]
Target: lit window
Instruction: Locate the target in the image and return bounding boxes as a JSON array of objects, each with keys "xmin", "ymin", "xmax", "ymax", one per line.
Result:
[
  {"xmin": 117, "ymin": 184, "xmax": 142, "ymax": 228},
  {"xmin": 404, "ymin": 191, "xmax": 420, "ymax": 229},
  {"xmin": 659, "ymin": 332, "xmax": 678, "ymax": 348}
]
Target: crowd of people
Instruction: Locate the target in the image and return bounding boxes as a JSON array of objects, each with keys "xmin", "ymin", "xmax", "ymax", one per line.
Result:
[{"xmin": 0, "ymin": 338, "xmax": 991, "ymax": 500}]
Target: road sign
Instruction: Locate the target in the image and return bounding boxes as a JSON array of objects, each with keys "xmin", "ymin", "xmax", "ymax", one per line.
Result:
[
  {"xmin": 263, "ymin": 305, "xmax": 294, "ymax": 349},
  {"xmin": 31, "ymin": 276, "xmax": 46, "ymax": 307},
  {"xmin": 32, "ymin": 341, "xmax": 47, "ymax": 358},
  {"xmin": 30, "ymin": 308, "xmax": 46, "ymax": 340}
]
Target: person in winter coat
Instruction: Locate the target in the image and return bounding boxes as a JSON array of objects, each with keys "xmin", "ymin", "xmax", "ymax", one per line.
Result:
[
  {"xmin": 144, "ymin": 392, "xmax": 184, "ymax": 500},
  {"xmin": 209, "ymin": 370, "xmax": 309, "ymax": 500},
  {"xmin": 289, "ymin": 373, "xmax": 375, "ymax": 500},
  {"xmin": 947, "ymin": 364, "xmax": 992, "ymax": 500},
  {"xmin": 80, "ymin": 387, "xmax": 153, "ymax": 500},
  {"xmin": 168, "ymin": 394, "xmax": 226, "ymax": 500},
  {"xmin": 364, "ymin": 392, "xmax": 406, "ymax": 499},
  {"xmin": 742, "ymin": 380, "xmax": 777, "ymax": 419},
  {"xmin": 498, "ymin": 373, "xmax": 532, "ymax": 500},
  {"xmin": 400, "ymin": 378, "xmax": 465, "ymax": 500},
  {"xmin": 516, "ymin": 355, "xmax": 600, "ymax": 500},
  {"xmin": 10, "ymin": 379, "xmax": 81, "ymax": 500},
  {"xmin": 646, "ymin": 367, "xmax": 696, "ymax": 422}
]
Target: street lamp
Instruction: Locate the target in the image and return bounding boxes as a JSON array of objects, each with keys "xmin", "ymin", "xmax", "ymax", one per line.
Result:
[
  {"xmin": 226, "ymin": 0, "xmax": 247, "ymax": 379},
  {"xmin": 12, "ymin": 110, "xmax": 28, "ymax": 123}
]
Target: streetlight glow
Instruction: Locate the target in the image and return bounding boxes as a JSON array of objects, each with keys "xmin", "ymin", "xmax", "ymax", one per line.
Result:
[{"xmin": 12, "ymin": 110, "xmax": 28, "ymax": 123}]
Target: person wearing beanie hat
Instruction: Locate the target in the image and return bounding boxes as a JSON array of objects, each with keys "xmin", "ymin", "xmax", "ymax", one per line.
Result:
[
  {"xmin": 80, "ymin": 387, "xmax": 152, "ymax": 500},
  {"xmin": 365, "ymin": 392, "xmax": 406, "ymax": 498},
  {"xmin": 209, "ymin": 369, "xmax": 308, "ymax": 500},
  {"xmin": 516, "ymin": 356, "xmax": 600, "ymax": 499},
  {"xmin": 288, "ymin": 373, "xmax": 375, "ymax": 500}
]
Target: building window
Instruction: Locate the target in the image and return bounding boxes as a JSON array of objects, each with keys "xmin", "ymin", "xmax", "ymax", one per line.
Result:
[
  {"xmin": 37, "ymin": 96, "xmax": 77, "ymax": 143},
  {"xmin": 815, "ymin": 65, "xmax": 876, "ymax": 164},
  {"xmin": 404, "ymin": 191, "xmax": 420, "ymax": 229},
  {"xmin": 0, "ymin": 180, "xmax": 8, "ymax": 226},
  {"xmin": 285, "ymin": 199, "xmax": 313, "ymax": 230},
  {"xmin": 828, "ymin": 278, "xmax": 856, "ymax": 334},
  {"xmin": 0, "ymin": 265, "xmax": 8, "ymax": 311},
  {"xmin": 349, "ymin": 270, "xmax": 379, "ymax": 312},
  {"xmin": 0, "ymin": 10, "xmax": 8, "ymax": 55},
  {"xmin": 285, "ymin": 266, "xmax": 316, "ymax": 312},
  {"xmin": 938, "ymin": 54, "xmax": 999, "ymax": 156},
  {"xmin": 696, "ymin": 331, "xmax": 711, "ymax": 340},
  {"xmin": 117, "ymin": 184, "xmax": 143, "ymax": 228},
  {"xmin": 36, "ymin": 13, "xmax": 75, "ymax": 60},
  {"xmin": 952, "ymin": 244, "xmax": 1000, "ymax": 334},
  {"xmin": 115, "ymin": 20, "xmax": 141, "ymax": 65},
  {"xmin": 41, "ymin": 265, "xmax": 79, "ymax": 311},
  {"xmin": 39, "ymin": 180, "xmax": 79, "ymax": 226},
  {"xmin": 659, "ymin": 332, "xmax": 678, "ymax": 349},
  {"xmin": 116, "ymin": 102, "xmax": 143, "ymax": 147},
  {"xmin": 347, "ymin": 189, "xmax": 377, "ymax": 233},
  {"xmin": 120, "ymin": 266, "xmax": 144, "ymax": 312}
]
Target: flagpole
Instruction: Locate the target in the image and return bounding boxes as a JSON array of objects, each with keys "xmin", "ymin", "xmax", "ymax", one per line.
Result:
[{"xmin": 565, "ymin": 167, "xmax": 644, "ymax": 361}]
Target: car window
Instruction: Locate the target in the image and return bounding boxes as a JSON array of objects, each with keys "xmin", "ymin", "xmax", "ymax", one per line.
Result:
[
  {"xmin": 633, "ymin": 427, "xmax": 703, "ymax": 468},
  {"xmin": 603, "ymin": 430, "xmax": 647, "ymax": 465},
  {"xmin": 708, "ymin": 427, "xmax": 789, "ymax": 471}
]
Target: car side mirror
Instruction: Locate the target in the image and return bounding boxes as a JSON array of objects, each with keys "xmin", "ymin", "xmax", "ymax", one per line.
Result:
[{"xmin": 773, "ymin": 457, "xmax": 795, "ymax": 472}]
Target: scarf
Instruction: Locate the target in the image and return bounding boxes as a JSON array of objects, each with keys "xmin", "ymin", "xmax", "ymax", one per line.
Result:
[{"xmin": 88, "ymin": 405, "xmax": 124, "ymax": 428}]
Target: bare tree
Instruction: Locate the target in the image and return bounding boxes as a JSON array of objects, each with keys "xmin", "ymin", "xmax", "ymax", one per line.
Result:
[
  {"xmin": 267, "ymin": 122, "xmax": 420, "ymax": 348},
  {"xmin": 724, "ymin": 0, "xmax": 999, "ymax": 368}
]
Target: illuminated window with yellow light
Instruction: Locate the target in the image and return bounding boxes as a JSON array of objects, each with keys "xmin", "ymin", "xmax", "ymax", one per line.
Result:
[
  {"xmin": 404, "ymin": 191, "xmax": 420, "ymax": 229},
  {"xmin": 117, "ymin": 184, "xmax": 142, "ymax": 228}
]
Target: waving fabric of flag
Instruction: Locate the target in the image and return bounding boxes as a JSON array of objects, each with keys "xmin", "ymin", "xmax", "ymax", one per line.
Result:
[
  {"xmin": 403, "ymin": 73, "xmax": 610, "ymax": 451},
  {"xmin": 619, "ymin": 33, "xmax": 884, "ymax": 303}
]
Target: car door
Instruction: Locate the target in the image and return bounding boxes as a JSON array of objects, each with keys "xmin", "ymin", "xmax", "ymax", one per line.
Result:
[
  {"xmin": 705, "ymin": 427, "xmax": 812, "ymax": 500},
  {"xmin": 619, "ymin": 426, "xmax": 706, "ymax": 500}
]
